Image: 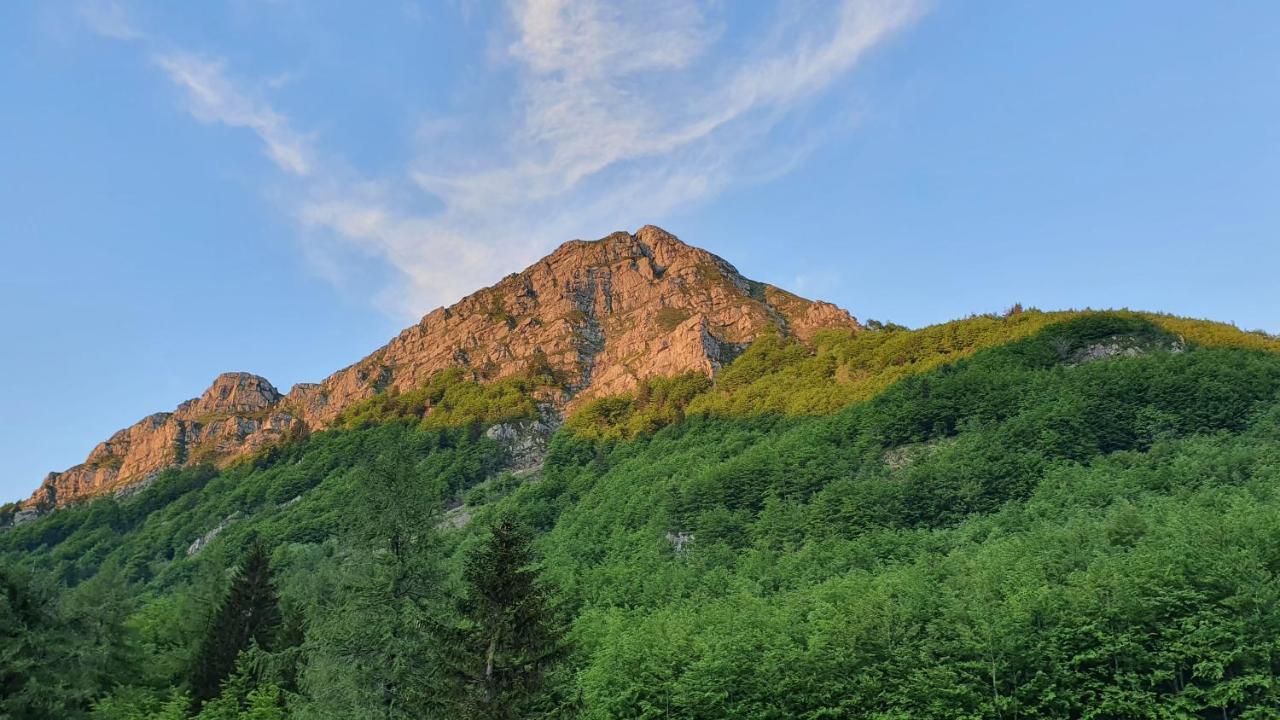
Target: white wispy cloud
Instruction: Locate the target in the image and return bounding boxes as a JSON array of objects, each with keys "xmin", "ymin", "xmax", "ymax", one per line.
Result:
[
  {"xmin": 90, "ymin": 0, "xmax": 925, "ymax": 317},
  {"xmin": 152, "ymin": 53, "xmax": 314, "ymax": 177},
  {"xmin": 313, "ymin": 0, "xmax": 925, "ymax": 316}
]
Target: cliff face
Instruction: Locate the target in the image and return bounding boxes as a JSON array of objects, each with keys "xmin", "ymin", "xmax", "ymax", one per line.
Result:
[
  {"xmin": 25, "ymin": 373, "xmax": 302, "ymax": 508},
  {"xmin": 23, "ymin": 226, "xmax": 858, "ymax": 510}
]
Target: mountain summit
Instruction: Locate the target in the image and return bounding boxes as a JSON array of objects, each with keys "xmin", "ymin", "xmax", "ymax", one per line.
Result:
[{"xmin": 23, "ymin": 226, "xmax": 858, "ymax": 510}]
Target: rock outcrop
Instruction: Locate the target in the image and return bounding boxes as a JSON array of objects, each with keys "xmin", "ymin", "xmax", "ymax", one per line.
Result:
[
  {"xmin": 1067, "ymin": 333, "xmax": 1187, "ymax": 364},
  {"xmin": 485, "ymin": 410, "xmax": 562, "ymax": 476},
  {"xmin": 22, "ymin": 226, "xmax": 858, "ymax": 511},
  {"xmin": 25, "ymin": 373, "xmax": 303, "ymax": 509},
  {"xmin": 186, "ymin": 512, "xmax": 242, "ymax": 557}
]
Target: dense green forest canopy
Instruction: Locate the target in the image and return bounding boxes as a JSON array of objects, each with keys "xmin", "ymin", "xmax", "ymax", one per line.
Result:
[
  {"xmin": 4, "ymin": 311, "xmax": 1280, "ymax": 718},
  {"xmin": 569, "ymin": 308, "xmax": 1280, "ymax": 438}
]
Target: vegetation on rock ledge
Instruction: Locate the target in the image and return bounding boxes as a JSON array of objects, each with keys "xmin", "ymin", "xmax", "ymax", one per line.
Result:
[
  {"xmin": 336, "ymin": 367, "xmax": 549, "ymax": 432},
  {"xmin": 568, "ymin": 308, "xmax": 1280, "ymax": 438}
]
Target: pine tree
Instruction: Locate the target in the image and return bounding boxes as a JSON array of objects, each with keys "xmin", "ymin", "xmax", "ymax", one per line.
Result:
[
  {"xmin": 441, "ymin": 517, "xmax": 568, "ymax": 720},
  {"xmin": 190, "ymin": 540, "xmax": 282, "ymax": 705}
]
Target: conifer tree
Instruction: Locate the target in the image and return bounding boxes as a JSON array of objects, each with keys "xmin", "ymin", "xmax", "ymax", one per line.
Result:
[
  {"xmin": 1, "ymin": 563, "xmax": 135, "ymax": 718},
  {"xmin": 190, "ymin": 540, "xmax": 282, "ymax": 705},
  {"xmin": 297, "ymin": 449, "xmax": 445, "ymax": 718},
  {"xmin": 441, "ymin": 517, "xmax": 567, "ymax": 720},
  {"xmin": 0, "ymin": 563, "xmax": 64, "ymax": 718}
]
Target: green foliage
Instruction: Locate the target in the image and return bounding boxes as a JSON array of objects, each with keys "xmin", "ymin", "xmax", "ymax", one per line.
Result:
[
  {"xmin": 297, "ymin": 450, "xmax": 447, "ymax": 718},
  {"xmin": 438, "ymin": 518, "xmax": 568, "ymax": 719},
  {"xmin": 192, "ymin": 660, "xmax": 288, "ymax": 720},
  {"xmin": 566, "ymin": 308, "xmax": 1280, "ymax": 437},
  {"xmin": 507, "ymin": 315, "xmax": 1280, "ymax": 717},
  {"xmin": 1, "ymin": 562, "xmax": 136, "ymax": 719},
  {"xmin": 92, "ymin": 687, "xmax": 191, "ymax": 720},
  {"xmin": 0, "ymin": 501, "xmax": 16, "ymax": 527},
  {"xmin": 0, "ymin": 423, "xmax": 502, "ymax": 590},
  {"xmin": 694, "ymin": 310, "xmax": 1121, "ymax": 417},
  {"xmin": 336, "ymin": 368, "xmax": 542, "ymax": 432},
  {"xmin": 8, "ymin": 312, "xmax": 1280, "ymax": 718},
  {"xmin": 567, "ymin": 372, "xmax": 713, "ymax": 439},
  {"xmin": 1, "ymin": 562, "xmax": 66, "ymax": 718},
  {"xmin": 559, "ymin": 417, "xmax": 1280, "ymax": 717},
  {"xmin": 1154, "ymin": 313, "xmax": 1280, "ymax": 351},
  {"xmin": 191, "ymin": 541, "xmax": 282, "ymax": 704}
]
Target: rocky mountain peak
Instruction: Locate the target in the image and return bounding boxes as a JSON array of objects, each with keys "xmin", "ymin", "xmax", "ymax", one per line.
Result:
[
  {"xmin": 20, "ymin": 226, "xmax": 859, "ymax": 512},
  {"xmin": 541, "ymin": 225, "xmax": 744, "ymax": 288},
  {"xmin": 178, "ymin": 373, "xmax": 282, "ymax": 418}
]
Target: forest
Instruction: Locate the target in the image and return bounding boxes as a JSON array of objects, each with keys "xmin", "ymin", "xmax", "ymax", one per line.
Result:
[{"xmin": 5, "ymin": 311, "xmax": 1280, "ymax": 718}]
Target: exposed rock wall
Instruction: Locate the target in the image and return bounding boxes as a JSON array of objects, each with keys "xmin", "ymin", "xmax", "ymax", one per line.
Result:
[
  {"xmin": 23, "ymin": 226, "xmax": 859, "ymax": 511},
  {"xmin": 25, "ymin": 373, "xmax": 302, "ymax": 509},
  {"xmin": 485, "ymin": 409, "xmax": 563, "ymax": 476}
]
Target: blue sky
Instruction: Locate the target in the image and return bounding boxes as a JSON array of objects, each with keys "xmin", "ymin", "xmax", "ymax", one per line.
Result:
[{"xmin": 2, "ymin": 1, "xmax": 1278, "ymax": 502}]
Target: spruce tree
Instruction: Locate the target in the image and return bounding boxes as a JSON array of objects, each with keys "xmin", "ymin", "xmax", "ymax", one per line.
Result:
[
  {"xmin": 442, "ymin": 517, "xmax": 567, "ymax": 720},
  {"xmin": 190, "ymin": 540, "xmax": 282, "ymax": 705}
]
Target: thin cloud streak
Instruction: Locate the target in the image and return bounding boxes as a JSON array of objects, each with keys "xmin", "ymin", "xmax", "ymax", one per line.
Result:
[
  {"xmin": 87, "ymin": 0, "xmax": 926, "ymax": 318},
  {"xmin": 153, "ymin": 53, "xmax": 314, "ymax": 177},
  {"xmin": 349, "ymin": 0, "xmax": 925, "ymax": 316}
]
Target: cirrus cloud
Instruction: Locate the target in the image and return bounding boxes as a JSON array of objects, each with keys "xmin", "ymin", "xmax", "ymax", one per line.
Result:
[{"xmin": 82, "ymin": 0, "xmax": 926, "ymax": 318}]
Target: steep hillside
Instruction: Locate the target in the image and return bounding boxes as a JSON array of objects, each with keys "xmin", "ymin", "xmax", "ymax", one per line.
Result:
[
  {"xmin": 5, "ymin": 312, "xmax": 1280, "ymax": 718},
  {"xmin": 568, "ymin": 308, "xmax": 1280, "ymax": 437},
  {"xmin": 19, "ymin": 226, "xmax": 857, "ymax": 512}
]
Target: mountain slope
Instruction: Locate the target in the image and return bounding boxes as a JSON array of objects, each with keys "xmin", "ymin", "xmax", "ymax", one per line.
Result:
[
  {"xmin": 5, "ymin": 312, "xmax": 1280, "ymax": 717},
  {"xmin": 19, "ymin": 226, "xmax": 857, "ymax": 511}
]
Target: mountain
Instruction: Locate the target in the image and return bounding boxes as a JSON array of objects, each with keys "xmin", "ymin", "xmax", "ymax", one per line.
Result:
[
  {"xmin": 20, "ymin": 226, "xmax": 858, "ymax": 511},
  {"xmin": 6, "ymin": 301, "xmax": 1280, "ymax": 717},
  {"xmin": 8, "ymin": 229, "xmax": 1280, "ymax": 718}
]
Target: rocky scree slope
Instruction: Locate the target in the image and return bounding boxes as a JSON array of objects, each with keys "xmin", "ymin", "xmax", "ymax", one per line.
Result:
[{"xmin": 21, "ymin": 226, "xmax": 858, "ymax": 511}]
